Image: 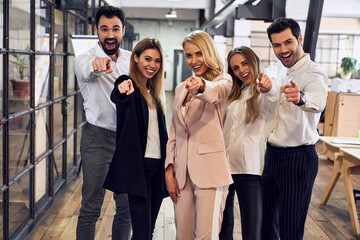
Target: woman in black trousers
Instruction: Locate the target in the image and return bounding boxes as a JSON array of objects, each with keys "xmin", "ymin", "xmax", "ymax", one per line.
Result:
[
  {"xmin": 219, "ymin": 46, "xmax": 278, "ymax": 240},
  {"xmin": 104, "ymin": 38, "xmax": 168, "ymax": 240}
]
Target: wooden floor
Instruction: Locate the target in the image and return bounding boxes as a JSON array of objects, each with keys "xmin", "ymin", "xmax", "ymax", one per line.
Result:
[{"xmin": 26, "ymin": 141, "xmax": 360, "ymax": 240}]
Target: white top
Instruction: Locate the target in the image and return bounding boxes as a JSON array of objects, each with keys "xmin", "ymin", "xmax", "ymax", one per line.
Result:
[
  {"xmin": 74, "ymin": 43, "xmax": 131, "ymax": 131},
  {"xmin": 223, "ymin": 86, "xmax": 278, "ymax": 175},
  {"xmin": 145, "ymin": 108, "xmax": 161, "ymax": 159},
  {"xmin": 268, "ymin": 54, "xmax": 328, "ymax": 147}
]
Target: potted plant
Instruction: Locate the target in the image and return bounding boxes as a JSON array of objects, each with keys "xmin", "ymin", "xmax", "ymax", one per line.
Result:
[
  {"xmin": 9, "ymin": 49, "xmax": 30, "ymax": 98},
  {"xmin": 340, "ymin": 57, "xmax": 358, "ymax": 79}
]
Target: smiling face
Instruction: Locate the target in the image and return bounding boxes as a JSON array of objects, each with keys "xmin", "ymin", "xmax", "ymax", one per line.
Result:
[
  {"xmin": 270, "ymin": 27, "xmax": 305, "ymax": 68},
  {"xmin": 134, "ymin": 48, "xmax": 161, "ymax": 82},
  {"xmin": 95, "ymin": 15, "xmax": 125, "ymax": 56},
  {"xmin": 183, "ymin": 42, "xmax": 208, "ymax": 77},
  {"xmin": 229, "ymin": 53, "xmax": 252, "ymax": 86}
]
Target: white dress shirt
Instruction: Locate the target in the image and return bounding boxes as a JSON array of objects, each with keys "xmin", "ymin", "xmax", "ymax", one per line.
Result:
[
  {"xmin": 223, "ymin": 86, "xmax": 278, "ymax": 175},
  {"xmin": 74, "ymin": 43, "xmax": 131, "ymax": 131},
  {"xmin": 268, "ymin": 54, "xmax": 328, "ymax": 147}
]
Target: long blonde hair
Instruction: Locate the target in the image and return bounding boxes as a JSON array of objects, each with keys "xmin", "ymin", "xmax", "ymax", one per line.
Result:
[
  {"xmin": 129, "ymin": 38, "xmax": 165, "ymax": 113},
  {"xmin": 227, "ymin": 46, "xmax": 261, "ymax": 124},
  {"xmin": 182, "ymin": 30, "xmax": 223, "ymax": 81}
]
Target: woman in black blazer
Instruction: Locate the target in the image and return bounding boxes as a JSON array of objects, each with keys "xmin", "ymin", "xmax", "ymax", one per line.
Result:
[{"xmin": 104, "ymin": 38, "xmax": 168, "ymax": 240}]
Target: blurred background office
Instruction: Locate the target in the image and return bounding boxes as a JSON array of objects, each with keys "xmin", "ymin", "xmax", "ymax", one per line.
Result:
[{"xmin": 0, "ymin": 0, "xmax": 360, "ymax": 239}]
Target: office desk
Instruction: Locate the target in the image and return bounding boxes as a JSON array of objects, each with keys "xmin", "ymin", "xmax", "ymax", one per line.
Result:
[
  {"xmin": 319, "ymin": 136, "xmax": 360, "ymax": 236},
  {"xmin": 339, "ymin": 148, "xmax": 360, "ymax": 236}
]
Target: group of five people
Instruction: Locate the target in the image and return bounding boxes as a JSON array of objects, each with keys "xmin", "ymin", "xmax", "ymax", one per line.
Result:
[{"xmin": 75, "ymin": 5, "xmax": 327, "ymax": 240}]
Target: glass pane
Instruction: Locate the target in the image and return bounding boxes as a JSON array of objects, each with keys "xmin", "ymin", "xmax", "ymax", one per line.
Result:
[
  {"xmin": 9, "ymin": 173, "xmax": 30, "ymax": 236},
  {"xmin": 54, "ymin": 102, "xmax": 63, "ymax": 144},
  {"xmin": 55, "ymin": 10, "xmax": 64, "ymax": 52},
  {"xmin": 77, "ymin": 94, "xmax": 85, "ymax": 127},
  {"xmin": 0, "ymin": 125, "xmax": 2, "ymax": 186},
  {"xmin": 35, "ymin": 54, "xmax": 50, "ymax": 106},
  {"xmin": 0, "ymin": 53, "xmax": 3, "ymax": 119},
  {"xmin": 35, "ymin": 108, "xmax": 48, "ymax": 158},
  {"xmin": 68, "ymin": 14, "xmax": 76, "ymax": 54},
  {"xmin": 0, "ymin": 1, "xmax": 3, "ymax": 47},
  {"xmin": 67, "ymin": 135, "xmax": 74, "ymax": 173},
  {"xmin": 35, "ymin": 157, "xmax": 47, "ymax": 204},
  {"xmin": 68, "ymin": 56, "xmax": 75, "ymax": 93},
  {"xmin": 35, "ymin": 108, "xmax": 48, "ymax": 203},
  {"xmin": 67, "ymin": 96, "xmax": 75, "ymax": 133},
  {"xmin": 9, "ymin": 54, "xmax": 30, "ymax": 107},
  {"xmin": 76, "ymin": 127, "xmax": 82, "ymax": 162},
  {"xmin": 9, "ymin": 0, "xmax": 31, "ymax": 50},
  {"xmin": 35, "ymin": 1, "xmax": 51, "ymax": 51},
  {"xmin": 53, "ymin": 145, "xmax": 63, "ymax": 188},
  {"xmin": 54, "ymin": 56, "xmax": 64, "ymax": 99},
  {"xmin": 9, "ymin": 115, "xmax": 31, "ymax": 180}
]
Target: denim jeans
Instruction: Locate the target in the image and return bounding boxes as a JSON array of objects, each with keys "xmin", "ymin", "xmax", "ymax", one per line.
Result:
[{"xmin": 76, "ymin": 123, "xmax": 131, "ymax": 240}]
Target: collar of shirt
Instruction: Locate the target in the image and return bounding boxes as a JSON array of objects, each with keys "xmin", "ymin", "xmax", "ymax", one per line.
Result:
[{"xmin": 288, "ymin": 53, "xmax": 310, "ymax": 73}]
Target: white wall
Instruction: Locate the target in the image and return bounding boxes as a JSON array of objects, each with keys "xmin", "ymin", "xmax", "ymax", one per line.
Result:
[{"xmin": 129, "ymin": 19, "xmax": 197, "ymax": 91}]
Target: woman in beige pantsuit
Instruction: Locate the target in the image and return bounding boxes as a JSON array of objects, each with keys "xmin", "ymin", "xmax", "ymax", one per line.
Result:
[{"xmin": 165, "ymin": 30, "xmax": 233, "ymax": 240}]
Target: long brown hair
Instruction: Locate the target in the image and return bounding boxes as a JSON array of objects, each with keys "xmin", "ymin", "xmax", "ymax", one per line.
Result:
[
  {"xmin": 182, "ymin": 30, "xmax": 223, "ymax": 81},
  {"xmin": 227, "ymin": 46, "xmax": 261, "ymax": 124},
  {"xmin": 129, "ymin": 38, "xmax": 165, "ymax": 113}
]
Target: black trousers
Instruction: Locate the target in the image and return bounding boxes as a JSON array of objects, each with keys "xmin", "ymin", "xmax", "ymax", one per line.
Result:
[
  {"xmin": 261, "ymin": 143, "xmax": 318, "ymax": 240},
  {"xmin": 219, "ymin": 174, "xmax": 263, "ymax": 240},
  {"xmin": 128, "ymin": 158, "xmax": 164, "ymax": 240}
]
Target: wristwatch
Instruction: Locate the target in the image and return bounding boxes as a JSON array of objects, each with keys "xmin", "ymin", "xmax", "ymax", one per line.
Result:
[{"xmin": 296, "ymin": 91, "xmax": 306, "ymax": 106}]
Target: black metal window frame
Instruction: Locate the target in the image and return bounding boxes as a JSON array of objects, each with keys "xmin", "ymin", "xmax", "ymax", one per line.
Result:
[{"xmin": 0, "ymin": 0, "xmax": 102, "ymax": 239}]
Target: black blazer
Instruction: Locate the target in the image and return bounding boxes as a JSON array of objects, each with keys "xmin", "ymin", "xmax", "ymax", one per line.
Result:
[{"xmin": 103, "ymin": 75, "xmax": 168, "ymax": 198}]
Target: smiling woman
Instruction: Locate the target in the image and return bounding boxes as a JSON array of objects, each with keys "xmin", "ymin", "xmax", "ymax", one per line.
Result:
[
  {"xmin": 103, "ymin": 38, "xmax": 169, "ymax": 239},
  {"xmin": 165, "ymin": 30, "xmax": 233, "ymax": 239}
]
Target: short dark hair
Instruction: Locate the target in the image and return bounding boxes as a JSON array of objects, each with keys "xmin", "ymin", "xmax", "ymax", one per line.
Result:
[
  {"xmin": 95, "ymin": 5, "xmax": 125, "ymax": 28},
  {"xmin": 267, "ymin": 17, "xmax": 301, "ymax": 43}
]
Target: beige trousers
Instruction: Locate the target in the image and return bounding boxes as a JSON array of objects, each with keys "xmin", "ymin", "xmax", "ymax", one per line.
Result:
[{"xmin": 174, "ymin": 171, "xmax": 229, "ymax": 240}]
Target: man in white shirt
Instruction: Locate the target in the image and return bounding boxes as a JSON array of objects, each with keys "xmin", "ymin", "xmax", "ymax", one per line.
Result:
[
  {"xmin": 74, "ymin": 5, "xmax": 131, "ymax": 240},
  {"xmin": 261, "ymin": 17, "xmax": 328, "ymax": 240}
]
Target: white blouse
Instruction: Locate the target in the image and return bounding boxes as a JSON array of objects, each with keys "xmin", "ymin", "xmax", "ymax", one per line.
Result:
[
  {"xmin": 144, "ymin": 108, "xmax": 161, "ymax": 159},
  {"xmin": 223, "ymin": 86, "xmax": 278, "ymax": 175}
]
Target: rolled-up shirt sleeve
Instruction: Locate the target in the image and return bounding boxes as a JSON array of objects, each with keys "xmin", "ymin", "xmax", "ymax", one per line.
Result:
[{"xmin": 300, "ymin": 71, "xmax": 328, "ymax": 113}]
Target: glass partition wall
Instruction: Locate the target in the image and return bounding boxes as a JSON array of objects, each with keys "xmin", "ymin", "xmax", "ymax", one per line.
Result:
[{"xmin": 0, "ymin": 0, "xmax": 92, "ymax": 239}]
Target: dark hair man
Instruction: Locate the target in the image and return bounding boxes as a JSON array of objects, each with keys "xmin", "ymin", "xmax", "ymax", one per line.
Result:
[
  {"xmin": 75, "ymin": 5, "xmax": 131, "ymax": 240},
  {"xmin": 262, "ymin": 17, "xmax": 328, "ymax": 240}
]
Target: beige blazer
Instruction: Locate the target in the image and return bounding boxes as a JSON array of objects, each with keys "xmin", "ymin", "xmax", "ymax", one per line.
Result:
[{"xmin": 165, "ymin": 73, "xmax": 233, "ymax": 189}]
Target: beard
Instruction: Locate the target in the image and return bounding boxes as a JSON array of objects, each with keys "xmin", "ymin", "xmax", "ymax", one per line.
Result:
[{"xmin": 99, "ymin": 38, "xmax": 120, "ymax": 56}]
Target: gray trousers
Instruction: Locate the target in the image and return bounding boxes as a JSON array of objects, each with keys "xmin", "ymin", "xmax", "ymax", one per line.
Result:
[{"xmin": 76, "ymin": 123, "xmax": 131, "ymax": 240}]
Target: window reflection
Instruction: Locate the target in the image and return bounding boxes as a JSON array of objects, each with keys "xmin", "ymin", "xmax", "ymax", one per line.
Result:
[
  {"xmin": 35, "ymin": 108, "xmax": 48, "ymax": 158},
  {"xmin": 67, "ymin": 135, "xmax": 74, "ymax": 173},
  {"xmin": 0, "ymin": 0, "xmax": 3, "ymax": 47},
  {"xmin": 35, "ymin": 108, "xmax": 48, "ymax": 203},
  {"xmin": 54, "ymin": 102, "xmax": 63, "ymax": 144},
  {"xmin": 9, "ymin": 173, "xmax": 30, "ymax": 236},
  {"xmin": 9, "ymin": 115, "xmax": 31, "ymax": 181},
  {"xmin": 68, "ymin": 56, "xmax": 75, "ymax": 93},
  {"xmin": 35, "ymin": 1, "xmax": 51, "ymax": 51},
  {"xmin": 53, "ymin": 146, "xmax": 63, "ymax": 189},
  {"xmin": 9, "ymin": 0, "xmax": 31, "ymax": 50},
  {"xmin": 54, "ymin": 56, "xmax": 64, "ymax": 99},
  {"xmin": 67, "ymin": 96, "xmax": 75, "ymax": 133},
  {"xmin": 55, "ymin": 10, "xmax": 64, "ymax": 52},
  {"xmin": 0, "ymin": 53, "xmax": 3, "ymax": 119},
  {"xmin": 0, "ymin": 125, "xmax": 2, "ymax": 186}
]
